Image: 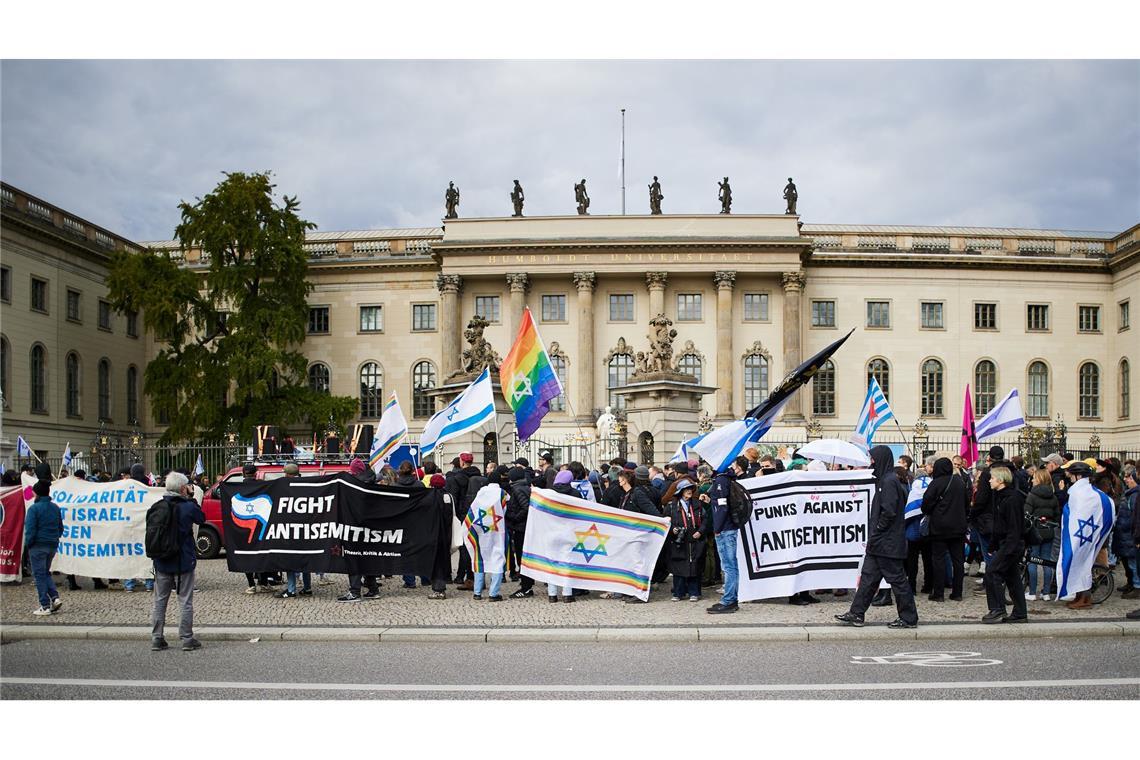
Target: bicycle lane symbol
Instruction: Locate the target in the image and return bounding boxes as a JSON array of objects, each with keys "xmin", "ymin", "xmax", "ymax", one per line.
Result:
[{"xmin": 850, "ymin": 651, "xmax": 1003, "ymax": 667}]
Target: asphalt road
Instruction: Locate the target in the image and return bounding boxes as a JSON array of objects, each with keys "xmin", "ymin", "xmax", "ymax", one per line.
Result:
[{"xmin": 3, "ymin": 635, "xmax": 1137, "ymax": 700}]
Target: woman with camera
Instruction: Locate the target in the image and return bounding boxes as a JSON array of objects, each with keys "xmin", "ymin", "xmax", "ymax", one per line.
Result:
[{"xmin": 665, "ymin": 479, "xmax": 712, "ymax": 602}]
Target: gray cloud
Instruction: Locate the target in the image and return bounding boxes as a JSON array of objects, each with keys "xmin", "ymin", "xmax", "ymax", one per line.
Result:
[{"xmin": 2, "ymin": 60, "xmax": 1137, "ymax": 241}]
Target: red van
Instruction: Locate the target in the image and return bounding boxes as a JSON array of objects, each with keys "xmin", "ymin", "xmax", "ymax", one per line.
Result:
[{"xmin": 195, "ymin": 462, "xmax": 352, "ymax": 559}]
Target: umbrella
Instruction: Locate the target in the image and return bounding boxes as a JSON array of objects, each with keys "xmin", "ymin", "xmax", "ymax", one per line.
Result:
[{"xmin": 798, "ymin": 438, "xmax": 871, "ymax": 468}]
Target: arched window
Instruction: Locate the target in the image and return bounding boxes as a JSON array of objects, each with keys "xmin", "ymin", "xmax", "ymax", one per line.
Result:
[
  {"xmin": 607, "ymin": 340, "xmax": 634, "ymax": 411},
  {"xmin": 867, "ymin": 358, "xmax": 890, "ymax": 400},
  {"xmin": 974, "ymin": 360, "xmax": 996, "ymax": 416},
  {"xmin": 812, "ymin": 359, "xmax": 836, "ymax": 416},
  {"xmin": 1027, "ymin": 361, "xmax": 1049, "ymax": 418},
  {"xmin": 309, "ymin": 363, "xmax": 330, "ymax": 394},
  {"xmin": 66, "ymin": 351, "xmax": 81, "ymax": 417},
  {"xmin": 743, "ymin": 353, "xmax": 769, "ymax": 410},
  {"xmin": 31, "ymin": 345, "xmax": 47, "ymax": 413},
  {"xmin": 98, "ymin": 358, "xmax": 111, "ymax": 421},
  {"xmin": 127, "ymin": 365, "xmax": 139, "ymax": 424},
  {"xmin": 1121, "ymin": 359, "xmax": 1131, "ymax": 419},
  {"xmin": 359, "ymin": 362, "xmax": 383, "ymax": 418},
  {"xmin": 549, "ymin": 353, "xmax": 568, "ymax": 412},
  {"xmin": 677, "ymin": 353, "xmax": 703, "ymax": 384},
  {"xmin": 1079, "ymin": 362, "xmax": 1099, "ymax": 418},
  {"xmin": 0, "ymin": 335, "xmax": 9, "ymax": 410},
  {"xmin": 412, "ymin": 360, "xmax": 437, "ymax": 418},
  {"xmin": 921, "ymin": 359, "xmax": 944, "ymax": 416}
]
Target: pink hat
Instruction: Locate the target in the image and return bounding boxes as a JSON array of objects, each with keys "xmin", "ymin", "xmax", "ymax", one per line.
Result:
[
  {"xmin": 348, "ymin": 458, "xmax": 366, "ymax": 476},
  {"xmin": 459, "ymin": 452, "xmax": 474, "ymax": 463}
]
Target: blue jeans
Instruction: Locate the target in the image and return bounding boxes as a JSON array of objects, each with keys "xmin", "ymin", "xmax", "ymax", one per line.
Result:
[
  {"xmin": 287, "ymin": 572, "xmax": 312, "ymax": 594},
  {"xmin": 402, "ymin": 574, "xmax": 430, "ymax": 587},
  {"xmin": 715, "ymin": 530, "xmax": 739, "ymax": 605},
  {"xmin": 672, "ymin": 575, "xmax": 700, "ymax": 598},
  {"xmin": 28, "ymin": 546, "xmax": 59, "ymax": 608},
  {"xmin": 1026, "ymin": 541, "xmax": 1055, "ymax": 595},
  {"xmin": 547, "ymin": 583, "xmax": 573, "ymax": 597},
  {"xmin": 473, "ymin": 572, "xmax": 502, "ymax": 597}
]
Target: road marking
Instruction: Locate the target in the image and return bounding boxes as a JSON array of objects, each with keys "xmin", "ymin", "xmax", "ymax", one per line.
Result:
[
  {"xmin": 850, "ymin": 651, "xmax": 1003, "ymax": 667},
  {"xmin": 2, "ymin": 676, "xmax": 1137, "ymax": 694}
]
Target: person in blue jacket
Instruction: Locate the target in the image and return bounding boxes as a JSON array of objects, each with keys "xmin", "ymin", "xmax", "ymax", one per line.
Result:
[{"xmin": 25, "ymin": 479, "xmax": 64, "ymax": 616}]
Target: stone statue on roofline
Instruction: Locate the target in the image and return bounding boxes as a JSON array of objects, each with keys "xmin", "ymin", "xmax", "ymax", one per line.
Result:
[
  {"xmin": 783, "ymin": 177, "xmax": 798, "ymax": 215},
  {"xmin": 445, "ymin": 181, "xmax": 460, "ymax": 219},
  {"xmin": 718, "ymin": 177, "xmax": 732, "ymax": 214},
  {"xmin": 648, "ymin": 176, "xmax": 663, "ymax": 215},
  {"xmin": 510, "ymin": 180, "xmax": 525, "ymax": 217},
  {"xmin": 575, "ymin": 179, "xmax": 590, "ymax": 215}
]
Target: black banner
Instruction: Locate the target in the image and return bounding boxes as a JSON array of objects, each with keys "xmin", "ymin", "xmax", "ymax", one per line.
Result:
[{"xmin": 221, "ymin": 473, "xmax": 443, "ymax": 576}]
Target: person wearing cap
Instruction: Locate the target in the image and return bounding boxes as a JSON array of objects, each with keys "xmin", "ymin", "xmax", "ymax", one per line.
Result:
[
  {"xmin": 665, "ymin": 478, "xmax": 711, "ymax": 602},
  {"xmin": 534, "ymin": 451, "xmax": 557, "ymax": 489},
  {"xmin": 1041, "ymin": 452, "xmax": 1070, "ymax": 511},
  {"xmin": 547, "ymin": 470, "xmax": 580, "ymax": 603},
  {"xmin": 26, "ymin": 479, "xmax": 64, "ymax": 615}
]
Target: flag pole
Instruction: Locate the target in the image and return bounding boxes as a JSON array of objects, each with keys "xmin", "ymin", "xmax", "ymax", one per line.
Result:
[
  {"xmin": 620, "ymin": 108, "xmax": 626, "ymax": 215},
  {"xmin": 892, "ymin": 418, "xmax": 918, "ymax": 465}
]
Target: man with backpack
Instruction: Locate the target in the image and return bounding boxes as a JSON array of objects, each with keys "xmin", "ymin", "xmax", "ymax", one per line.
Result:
[
  {"xmin": 706, "ymin": 456, "xmax": 750, "ymax": 614},
  {"xmin": 148, "ymin": 471, "xmax": 206, "ymax": 652}
]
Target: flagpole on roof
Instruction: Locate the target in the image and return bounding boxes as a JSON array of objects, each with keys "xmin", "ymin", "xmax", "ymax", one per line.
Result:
[{"xmin": 620, "ymin": 108, "xmax": 626, "ymax": 215}]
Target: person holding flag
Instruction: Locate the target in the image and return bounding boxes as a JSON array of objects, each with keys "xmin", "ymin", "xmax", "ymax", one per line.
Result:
[
  {"xmin": 371, "ymin": 392, "xmax": 409, "ymax": 474},
  {"xmin": 499, "ymin": 307, "xmax": 563, "ymax": 443}
]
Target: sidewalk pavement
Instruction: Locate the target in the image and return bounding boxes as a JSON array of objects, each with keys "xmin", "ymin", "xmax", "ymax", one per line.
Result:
[{"xmin": 2, "ymin": 558, "xmax": 1136, "ymax": 643}]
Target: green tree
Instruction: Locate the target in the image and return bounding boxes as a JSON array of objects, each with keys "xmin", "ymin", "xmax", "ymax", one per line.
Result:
[{"xmin": 107, "ymin": 171, "xmax": 358, "ymax": 442}]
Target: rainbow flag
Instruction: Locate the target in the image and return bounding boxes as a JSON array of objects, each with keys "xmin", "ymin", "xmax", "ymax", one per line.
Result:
[
  {"xmin": 521, "ymin": 487, "xmax": 669, "ymax": 601},
  {"xmin": 463, "ymin": 484, "xmax": 509, "ymax": 574},
  {"xmin": 370, "ymin": 392, "xmax": 408, "ymax": 474},
  {"xmin": 498, "ymin": 307, "xmax": 563, "ymax": 442}
]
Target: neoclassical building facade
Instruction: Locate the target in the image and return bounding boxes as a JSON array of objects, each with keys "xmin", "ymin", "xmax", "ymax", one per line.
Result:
[{"xmin": 2, "ymin": 179, "xmax": 1137, "ymax": 464}]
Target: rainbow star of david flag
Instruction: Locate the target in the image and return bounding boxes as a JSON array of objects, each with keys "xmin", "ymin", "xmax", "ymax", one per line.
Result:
[
  {"xmin": 521, "ymin": 487, "xmax": 670, "ymax": 601},
  {"xmin": 499, "ymin": 307, "xmax": 563, "ymax": 443},
  {"xmin": 463, "ymin": 484, "xmax": 509, "ymax": 574},
  {"xmin": 371, "ymin": 392, "xmax": 409, "ymax": 474}
]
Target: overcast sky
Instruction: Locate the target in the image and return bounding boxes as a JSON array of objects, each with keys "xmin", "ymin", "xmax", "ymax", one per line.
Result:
[{"xmin": 2, "ymin": 59, "xmax": 1137, "ymax": 242}]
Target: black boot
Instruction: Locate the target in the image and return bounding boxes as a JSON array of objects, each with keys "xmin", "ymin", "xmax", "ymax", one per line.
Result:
[
  {"xmin": 870, "ymin": 588, "xmax": 893, "ymax": 607},
  {"xmin": 67, "ymin": 575, "xmax": 81, "ymax": 591}
]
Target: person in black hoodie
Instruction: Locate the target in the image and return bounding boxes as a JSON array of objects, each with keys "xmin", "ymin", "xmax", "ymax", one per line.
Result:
[
  {"xmin": 835, "ymin": 446, "xmax": 919, "ymax": 628},
  {"xmin": 981, "ymin": 466, "xmax": 1028, "ymax": 623},
  {"xmin": 506, "ymin": 466, "xmax": 534, "ymax": 598},
  {"xmin": 395, "ymin": 462, "xmax": 430, "ymax": 589},
  {"xmin": 921, "ymin": 457, "xmax": 968, "ymax": 602},
  {"xmin": 446, "ymin": 452, "xmax": 482, "ymax": 589}
]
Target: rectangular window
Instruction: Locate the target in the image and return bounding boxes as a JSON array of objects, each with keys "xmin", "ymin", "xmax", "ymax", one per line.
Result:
[
  {"xmin": 359, "ymin": 305, "xmax": 383, "ymax": 333},
  {"xmin": 474, "ymin": 296, "xmax": 500, "ymax": 324},
  {"xmin": 308, "ymin": 306, "xmax": 330, "ymax": 334},
  {"xmin": 866, "ymin": 300, "xmax": 890, "ymax": 328},
  {"xmin": 412, "ymin": 303, "xmax": 437, "ymax": 331},
  {"xmin": 676, "ymin": 293, "xmax": 703, "ymax": 321},
  {"xmin": 98, "ymin": 299, "xmax": 112, "ymax": 331},
  {"xmin": 67, "ymin": 289, "xmax": 82, "ymax": 322},
  {"xmin": 743, "ymin": 293, "xmax": 769, "ymax": 322},
  {"xmin": 30, "ymin": 278, "xmax": 49, "ymax": 313},
  {"xmin": 974, "ymin": 303, "xmax": 997, "ymax": 330},
  {"xmin": 920, "ymin": 301, "xmax": 944, "ymax": 329},
  {"xmin": 126, "ymin": 310, "xmax": 139, "ymax": 338},
  {"xmin": 541, "ymin": 294, "xmax": 567, "ymax": 322},
  {"xmin": 1120, "ymin": 300, "xmax": 1130, "ymax": 331},
  {"xmin": 0, "ymin": 266, "xmax": 10, "ymax": 303},
  {"xmin": 811, "ymin": 300, "xmax": 836, "ymax": 328},
  {"xmin": 1079, "ymin": 305, "xmax": 1101, "ymax": 333},
  {"xmin": 1027, "ymin": 304, "xmax": 1050, "ymax": 332},
  {"xmin": 609, "ymin": 294, "xmax": 634, "ymax": 322}
]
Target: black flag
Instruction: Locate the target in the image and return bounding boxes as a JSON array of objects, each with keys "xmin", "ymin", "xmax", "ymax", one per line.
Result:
[{"xmin": 744, "ymin": 328, "xmax": 855, "ymax": 422}]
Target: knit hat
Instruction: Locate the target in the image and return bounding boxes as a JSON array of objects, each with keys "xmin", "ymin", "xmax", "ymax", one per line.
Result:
[
  {"xmin": 554, "ymin": 470, "xmax": 573, "ymax": 485},
  {"xmin": 511, "ymin": 457, "xmax": 530, "ymax": 468},
  {"xmin": 623, "ymin": 461, "xmax": 637, "ymax": 470},
  {"xmin": 429, "ymin": 473, "xmax": 447, "ymax": 488},
  {"xmin": 130, "ymin": 463, "xmax": 148, "ymax": 482},
  {"xmin": 634, "ymin": 465, "xmax": 650, "ymax": 480},
  {"xmin": 348, "ymin": 458, "xmax": 367, "ymax": 476},
  {"xmin": 33, "ymin": 479, "xmax": 51, "ymax": 498},
  {"xmin": 508, "ymin": 466, "xmax": 528, "ymax": 483},
  {"xmin": 459, "ymin": 452, "xmax": 474, "ymax": 464},
  {"xmin": 988, "ymin": 445, "xmax": 1005, "ymax": 460},
  {"xmin": 34, "ymin": 462, "xmax": 53, "ymax": 482}
]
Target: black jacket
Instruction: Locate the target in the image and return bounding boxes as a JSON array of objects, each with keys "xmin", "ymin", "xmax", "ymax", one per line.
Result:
[
  {"xmin": 621, "ymin": 485, "xmax": 661, "ymax": 517},
  {"xmin": 601, "ymin": 481, "xmax": 624, "ymax": 509},
  {"xmin": 506, "ymin": 480, "xmax": 531, "ymax": 533},
  {"xmin": 989, "ymin": 485, "xmax": 1026, "ymax": 569},
  {"xmin": 396, "ymin": 474, "xmax": 425, "ymax": 489},
  {"xmin": 1024, "ymin": 483, "xmax": 1059, "ymax": 542},
  {"xmin": 970, "ymin": 459, "xmax": 1015, "ymax": 536},
  {"xmin": 665, "ymin": 497, "xmax": 711, "ymax": 577},
  {"xmin": 920, "ymin": 457, "xmax": 968, "ymax": 538},
  {"xmin": 867, "ymin": 445, "xmax": 908, "ymax": 559}
]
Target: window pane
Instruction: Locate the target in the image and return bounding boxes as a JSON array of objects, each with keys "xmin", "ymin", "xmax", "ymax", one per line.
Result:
[
  {"xmin": 677, "ymin": 294, "xmax": 703, "ymax": 321},
  {"xmin": 1121, "ymin": 359, "xmax": 1130, "ymax": 419},
  {"xmin": 98, "ymin": 359, "xmax": 111, "ymax": 420},
  {"xmin": 813, "ymin": 360, "xmax": 835, "ymax": 415},
  {"xmin": 1028, "ymin": 362, "xmax": 1049, "ymax": 417},
  {"xmin": 67, "ymin": 290, "xmax": 81, "ymax": 321},
  {"xmin": 744, "ymin": 293, "xmax": 769, "ymax": 322},
  {"xmin": 1079, "ymin": 306, "xmax": 1100, "ymax": 332},
  {"xmin": 921, "ymin": 302, "xmax": 943, "ymax": 329},
  {"xmin": 127, "ymin": 366, "xmax": 138, "ymax": 423},
  {"xmin": 359, "ymin": 363, "xmax": 383, "ymax": 417},
  {"xmin": 308, "ymin": 307, "xmax": 329, "ymax": 334},
  {"xmin": 308, "ymin": 364, "xmax": 330, "ymax": 394},
  {"xmin": 1079, "ymin": 363, "xmax": 1099, "ymax": 417},
  {"xmin": 867, "ymin": 359, "xmax": 890, "ymax": 401},
  {"xmin": 744, "ymin": 354, "xmax": 769, "ymax": 409},
  {"xmin": 608, "ymin": 354, "xmax": 633, "ymax": 410},
  {"xmin": 549, "ymin": 355, "xmax": 567, "ymax": 412},
  {"xmin": 866, "ymin": 301, "xmax": 889, "ymax": 328},
  {"xmin": 541, "ymin": 295, "xmax": 566, "ymax": 322},
  {"xmin": 413, "ymin": 304, "xmax": 437, "ymax": 331},
  {"xmin": 126, "ymin": 310, "xmax": 138, "ymax": 338},
  {"xmin": 66, "ymin": 353, "xmax": 80, "ymax": 416},
  {"xmin": 413, "ymin": 361, "xmax": 437, "ymax": 418},
  {"xmin": 677, "ymin": 354, "xmax": 702, "ymax": 384},
  {"xmin": 32, "ymin": 279, "xmax": 48, "ymax": 312},
  {"xmin": 474, "ymin": 296, "xmax": 500, "ymax": 323},
  {"xmin": 359, "ymin": 305, "xmax": 383, "ymax": 332},
  {"xmin": 31, "ymin": 346, "xmax": 47, "ymax": 412},
  {"xmin": 974, "ymin": 360, "xmax": 996, "ymax": 416},
  {"xmin": 1121, "ymin": 301, "xmax": 1130, "ymax": 330},
  {"xmin": 812, "ymin": 300, "xmax": 835, "ymax": 328},
  {"xmin": 609, "ymin": 294, "xmax": 634, "ymax": 322},
  {"xmin": 921, "ymin": 359, "xmax": 943, "ymax": 416},
  {"xmin": 974, "ymin": 303, "xmax": 997, "ymax": 330},
  {"xmin": 99, "ymin": 300, "xmax": 112, "ymax": 330},
  {"xmin": 1027, "ymin": 304, "xmax": 1049, "ymax": 331}
]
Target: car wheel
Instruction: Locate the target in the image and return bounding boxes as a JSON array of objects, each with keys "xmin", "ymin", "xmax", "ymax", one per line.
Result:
[{"xmin": 195, "ymin": 526, "xmax": 221, "ymax": 560}]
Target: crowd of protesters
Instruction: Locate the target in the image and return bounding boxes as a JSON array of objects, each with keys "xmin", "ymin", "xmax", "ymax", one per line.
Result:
[{"xmin": 9, "ymin": 440, "xmax": 1139, "ymax": 649}]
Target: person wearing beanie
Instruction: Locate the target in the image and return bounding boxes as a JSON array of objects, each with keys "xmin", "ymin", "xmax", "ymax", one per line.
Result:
[
  {"xmin": 338, "ymin": 452, "xmax": 382, "ymax": 602},
  {"xmin": 34, "ymin": 461, "xmax": 53, "ymax": 482},
  {"xmin": 545, "ymin": 470, "xmax": 578, "ymax": 603},
  {"xmin": 348, "ymin": 458, "xmax": 367, "ymax": 477},
  {"xmin": 26, "ymin": 479, "xmax": 64, "ymax": 615},
  {"xmin": 429, "ymin": 473, "xmax": 447, "ymax": 489}
]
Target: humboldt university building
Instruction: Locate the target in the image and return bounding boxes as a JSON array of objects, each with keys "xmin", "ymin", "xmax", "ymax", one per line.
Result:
[{"xmin": 2, "ymin": 180, "xmax": 1138, "ymax": 466}]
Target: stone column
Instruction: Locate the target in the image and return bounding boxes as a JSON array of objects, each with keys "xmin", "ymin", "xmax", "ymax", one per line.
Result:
[
  {"xmin": 780, "ymin": 271, "xmax": 807, "ymax": 423},
  {"xmin": 436, "ymin": 273, "xmax": 463, "ymax": 378},
  {"xmin": 713, "ymin": 271, "xmax": 736, "ymax": 419},
  {"xmin": 646, "ymin": 271, "xmax": 668, "ymax": 317},
  {"xmin": 505, "ymin": 273, "xmax": 529, "ymax": 337},
  {"xmin": 573, "ymin": 271, "xmax": 597, "ymax": 422}
]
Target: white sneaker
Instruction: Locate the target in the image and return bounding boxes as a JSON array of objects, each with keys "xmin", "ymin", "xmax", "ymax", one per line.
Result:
[
  {"xmin": 32, "ymin": 606, "xmax": 53, "ymax": 616},
  {"xmin": 1025, "ymin": 593, "xmax": 1038, "ymax": 601},
  {"xmin": 50, "ymin": 598, "xmax": 63, "ymax": 611},
  {"xmin": 1041, "ymin": 594, "xmax": 1051, "ymax": 601},
  {"xmin": 670, "ymin": 596, "xmax": 682, "ymax": 602},
  {"xmin": 244, "ymin": 586, "xmax": 258, "ymax": 595}
]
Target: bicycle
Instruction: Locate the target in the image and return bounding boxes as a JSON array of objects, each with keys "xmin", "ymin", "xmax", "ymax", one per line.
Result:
[{"xmin": 1019, "ymin": 519, "xmax": 1115, "ymax": 604}]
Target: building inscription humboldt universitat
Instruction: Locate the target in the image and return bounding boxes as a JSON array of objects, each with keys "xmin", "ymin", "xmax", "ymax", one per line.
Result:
[{"xmin": 2, "ymin": 181, "xmax": 1137, "ymax": 465}]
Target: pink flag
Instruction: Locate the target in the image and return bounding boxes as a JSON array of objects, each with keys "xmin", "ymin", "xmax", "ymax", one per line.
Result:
[{"xmin": 959, "ymin": 384, "xmax": 979, "ymax": 467}]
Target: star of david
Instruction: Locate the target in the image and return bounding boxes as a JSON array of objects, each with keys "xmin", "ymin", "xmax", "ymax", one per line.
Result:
[
  {"xmin": 446, "ymin": 405, "xmax": 460, "ymax": 422},
  {"xmin": 472, "ymin": 507, "xmax": 502, "ymax": 534},
  {"xmin": 1074, "ymin": 515, "xmax": 1099, "ymax": 547},
  {"xmin": 510, "ymin": 373, "xmax": 533, "ymax": 403},
  {"xmin": 570, "ymin": 523, "xmax": 610, "ymax": 563}
]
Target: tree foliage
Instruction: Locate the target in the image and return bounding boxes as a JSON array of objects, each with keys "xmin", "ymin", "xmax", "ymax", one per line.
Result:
[{"xmin": 107, "ymin": 171, "xmax": 358, "ymax": 442}]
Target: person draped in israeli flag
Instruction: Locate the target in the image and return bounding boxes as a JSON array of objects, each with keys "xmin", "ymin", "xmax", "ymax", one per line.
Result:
[
  {"xmin": 419, "ymin": 368, "xmax": 495, "ymax": 459},
  {"xmin": 1055, "ymin": 461, "xmax": 1114, "ymax": 604}
]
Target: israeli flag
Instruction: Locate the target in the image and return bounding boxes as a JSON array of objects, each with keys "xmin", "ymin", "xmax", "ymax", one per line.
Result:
[
  {"xmin": 419, "ymin": 368, "xmax": 495, "ymax": 458},
  {"xmin": 853, "ymin": 377, "xmax": 893, "ymax": 447},
  {"xmin": 193, "ymin": 454, "xmax": 205, "ymax": 477},
  {"xmin": 16, "ymin": 436, "xmax": 33, "ymax": 458},
  {"xmin": 669, "ymin": 431, "xmax": 709, "ymax": 465},
  {"xmin": 905, "ymin": 475, "xmax": 930, "ymax": 521},
  {"xmin": 975, "ymin": 388, "xmax": 1026, "ymax": 441},
  {"xmin": 688, "ymin": 418, "xmax": 767, "ymax": 473},
  {"xmin": 1056, "ymin": 478, "xmax": 1114, "ymax": 599}
]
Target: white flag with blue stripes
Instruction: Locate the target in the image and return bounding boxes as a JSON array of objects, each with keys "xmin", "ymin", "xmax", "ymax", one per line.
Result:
[
  {"xmin": 853, "ymin": 377, "xmax": 893, "ymax": 447},
  {"xmin": 1056, "ymin": 478, "xmax": 1114, "ymax": 599},
  {"xmin": 688, "ymin": 419, "xmax": 768, "ymax": 472},
  {"xmin": 62, "ymin": 442, "xmax": 73, "ymax": 468},
  {"xmin": 974, "ymin": 388, "xmax": 1026, "ymax": 441},
  {"xmin": 419, "ymin": 368, "xmax": 495, "ymax": 458},
  {"xmin": 17, "ymin": 435, "xmax": 33, "ymax": 458},
  {"xmin": 193, "ymin": 454, "xmax": 205, "ymax": 477},
  {"xmin": 905, "ymin": 475, "xmax": 930, "ymax": 521}
]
